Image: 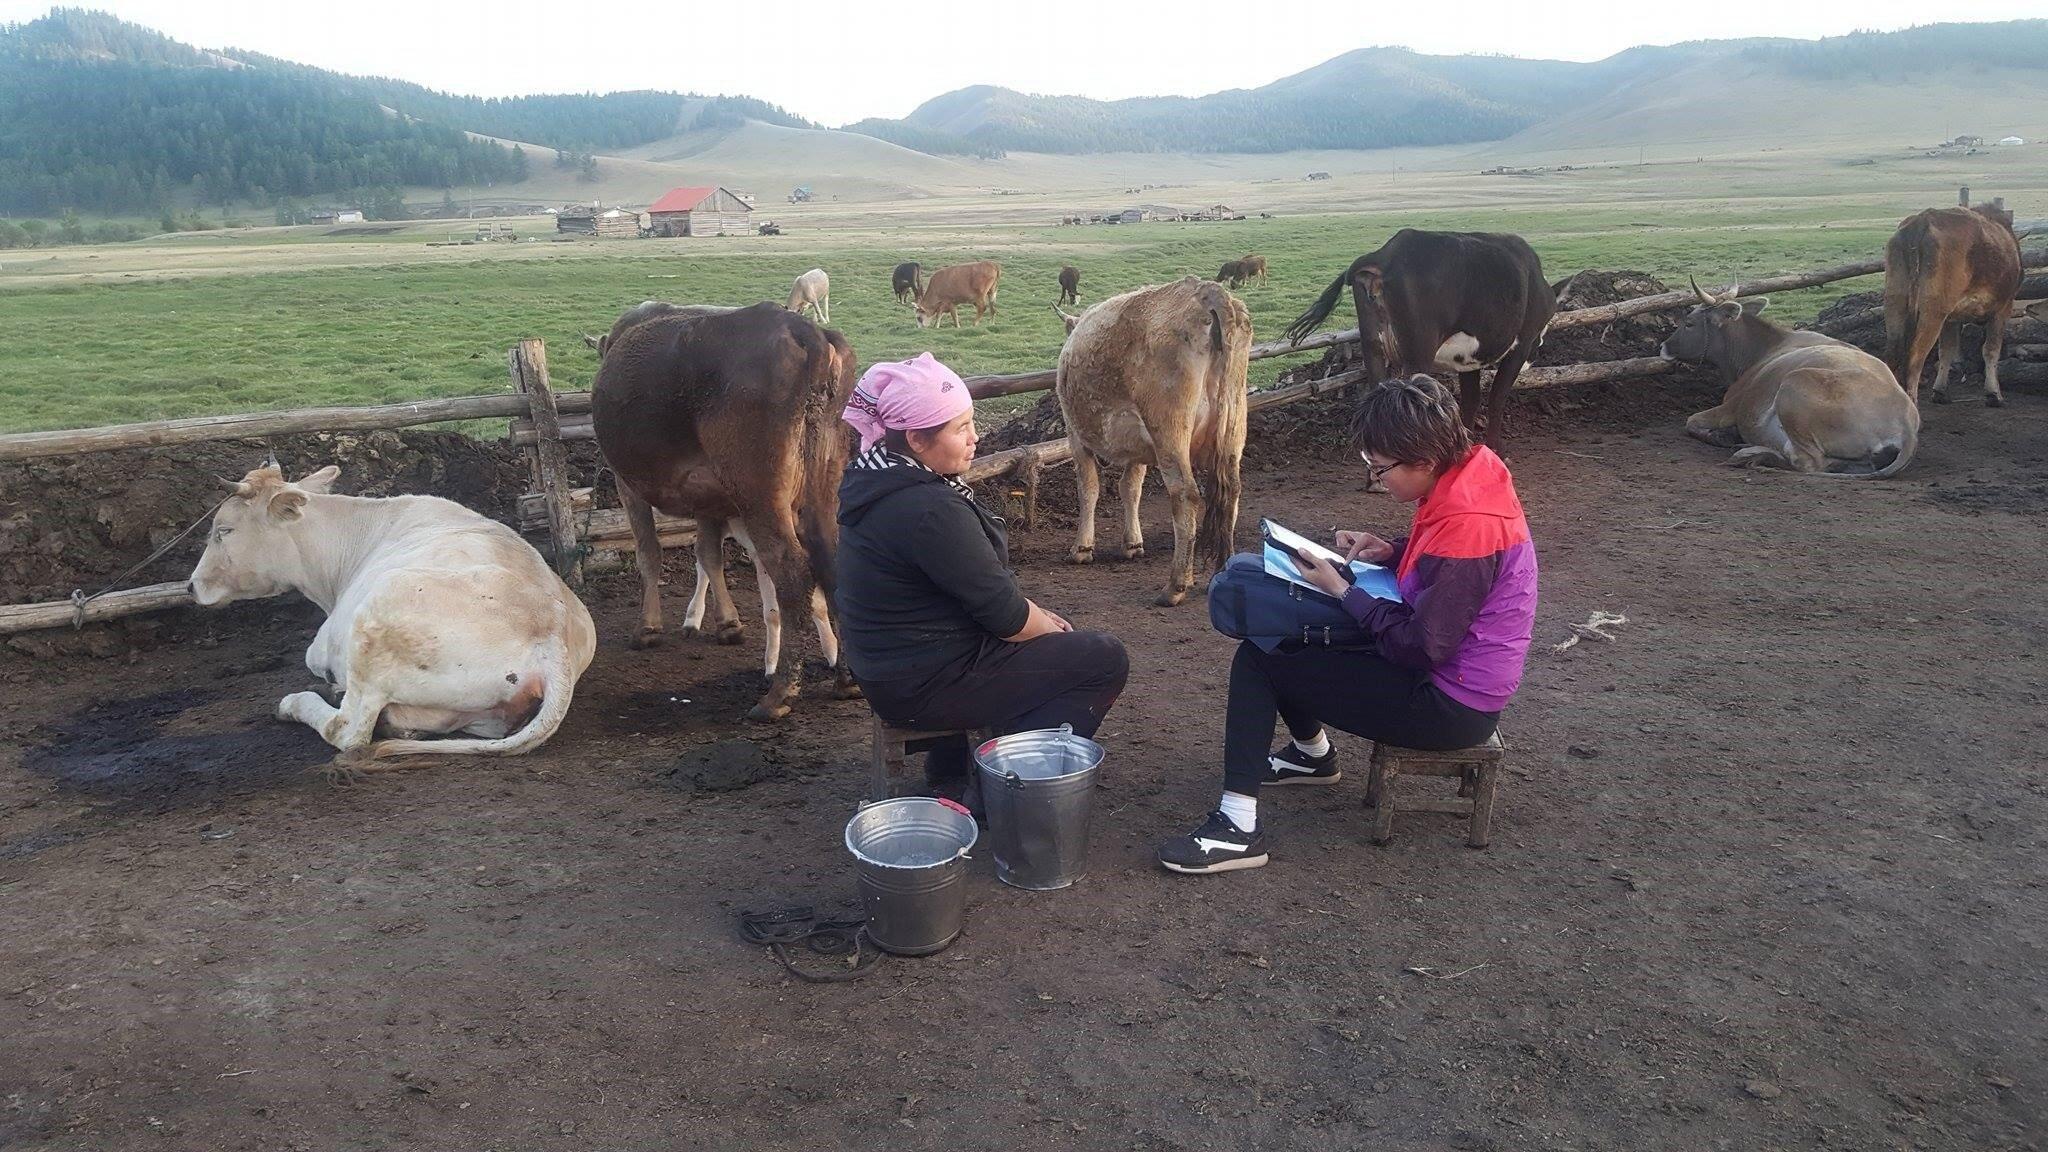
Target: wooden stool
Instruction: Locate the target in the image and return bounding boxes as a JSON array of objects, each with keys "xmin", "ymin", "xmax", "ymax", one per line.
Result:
[
  {"xmin": 1363, "ymin": 731, "xmax": 1506, "ymax": 848},
  {"xmin": 869, "ymin": 715, "xmax": 983, "ymax": 802}
]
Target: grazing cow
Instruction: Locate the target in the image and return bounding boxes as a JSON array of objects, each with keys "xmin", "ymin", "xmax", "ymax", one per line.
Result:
[
  {"xmin": 892, "ymin": 261, "xmax": 924, "ymax": 305},
  {"xmin": 1058, "ymin": 264, "xmax": 1081, "ymax": 305},
  {"xmin": 1662, "ymin": 281, "xmax": 1919, "ymax": 477},
  {"xmin": 1213, "ymin": 260, "xmax": 1249, "ymax": 289},
  {"xmin": 787, "ymin": 268, "xmax": 831, "ymax": 325},
  {"xmin": 188, "ymin": 464, "xmax": 597, "ymax": 763},
  {"xmin": 1884, "ymin": 203, "xmax": 2023, "ymax": 406},
  {"xmin": 1238, "ymin": 254, "xmax": 1268, "ymax": 285},
  {"xmin": 1284, "ymin": 229, "xmax": 1556, "ymax": 448},
  {"xmin": 593, "ymin": 302, "xmax": 859, "ymax": 720},
  {"xmin": 1056, "ymin": 277, "xmax": 1253, "ymax": 606},
  {"xmin": 916, "ymin": 260, "xmax": 1002, "ymax": 328}
]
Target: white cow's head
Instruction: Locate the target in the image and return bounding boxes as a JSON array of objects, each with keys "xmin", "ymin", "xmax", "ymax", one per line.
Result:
[{"xmin": 188, "ymin": 463, "xmax": 340, "ymax": 606}]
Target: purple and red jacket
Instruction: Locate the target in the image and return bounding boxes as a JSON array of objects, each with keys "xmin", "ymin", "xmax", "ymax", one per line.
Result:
[{"xmin": 1338, "ymin": 446, "xmax": 1538, "ymax": 713}]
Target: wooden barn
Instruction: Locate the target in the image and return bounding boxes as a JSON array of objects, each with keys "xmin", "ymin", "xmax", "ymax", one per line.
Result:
[
  {"xmin": 647, "ymin": 186, "xmax": 753, "ymax": 237},
  {"xmin": 556, "ymin": 204, "xmax": 642, "ymax": 238}
]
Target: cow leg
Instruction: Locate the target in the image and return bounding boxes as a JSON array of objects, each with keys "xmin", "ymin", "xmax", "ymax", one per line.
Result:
[
  {"xmin": 1458, "ymin": 370, "xmax": 1484, "ymax": 431},
  {"xmin": 279, "ymin": 684, "xmax": 388, "ymax": 755},
  {"xmin": 1981, "ymin": 310, "xmax": 2009, "ymax": 408},
  {"xmin": 1930, "ymin": 320, "xmax": 1961, "ymax": 404},
  {"xmin": 1685, "ymin": 404, "xmax": 1745, "ymax": 448},
  {"xmin": 1070, "ymin": 438, "xmax": 1101, "ymax": 564},
  {"xmin": 1119, "ymin": 461, "xmax": 1149, "ymax": 560},
  {"xmin": 697, "ymin": 520, "xmax": 747, "ymax": 645},
  {"xmin": 1898, "ymin": 316, "xmax": 1939, "ymax": 402},
  {"xmin": 1484, "ymin": 350, "xmax": 1531, "ymax": 450},
  {"xmin": 738, "ymin": 520, "xmax": 811, "ymax": 722},
  {"xmin": 619, "ymin": 484, "xmax": 666, "ymax": 648},
  {"xmin": 1154, "ymin": 452, "xmax": 1199, "ymax": 608}
]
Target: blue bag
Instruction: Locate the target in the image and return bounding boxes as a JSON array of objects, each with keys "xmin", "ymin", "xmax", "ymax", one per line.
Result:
[{"xmin": 1208, "ymin": 553, "xmax": 1376, "ymax": 652}]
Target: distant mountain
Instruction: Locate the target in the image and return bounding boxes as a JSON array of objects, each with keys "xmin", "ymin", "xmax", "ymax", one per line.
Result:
[
  {"xmin": 0, "ymin": 8, "xmax": 815, "ymax": 215},
  {"xmin": 844, "ymin": 21, "xmax": 2048, "ymax": 155}
]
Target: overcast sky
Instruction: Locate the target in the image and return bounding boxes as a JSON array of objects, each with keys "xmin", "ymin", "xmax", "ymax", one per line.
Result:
[{"xmin": 5, "ymin": 1, "xmax": 2043, "ymax": 125}]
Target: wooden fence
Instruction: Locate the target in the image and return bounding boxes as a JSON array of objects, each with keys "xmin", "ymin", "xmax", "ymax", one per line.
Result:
[{"xmin": 3, "ymin": 240, "xmax": 2045, "ymax": 638}]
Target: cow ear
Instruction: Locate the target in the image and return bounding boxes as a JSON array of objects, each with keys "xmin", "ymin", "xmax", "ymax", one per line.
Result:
[
  {"xmin": 268, "ymin": 489, "xmax": 308, "ymax": 521},
  {"xmin": 296, "ymin": 465, "xmax": 340, "ymax": 494},
  {"xmin": 1712, "ymin": 301, "xmax": 1746, "ymax": 323},
  {"xmin": 1740, "ymin": 297, "xmax": 1769, "ymax": 316}
]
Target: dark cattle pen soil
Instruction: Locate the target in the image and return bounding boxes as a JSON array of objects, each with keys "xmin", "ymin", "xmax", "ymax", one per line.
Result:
[{"xmin": 2, "ymin": 377, "xmax": 2046, "ymax": 1152}]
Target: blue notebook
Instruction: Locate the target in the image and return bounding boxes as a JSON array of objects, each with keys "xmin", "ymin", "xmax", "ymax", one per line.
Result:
[{"xmin": 1260, "ymin": 518, "xmax": 1403, "ymax": 603}]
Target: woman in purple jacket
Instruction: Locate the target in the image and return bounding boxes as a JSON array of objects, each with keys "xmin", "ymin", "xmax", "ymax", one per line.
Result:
[{"xmin": 1160, "ymin": 375, "xmax": 1539, "ymax": 874}]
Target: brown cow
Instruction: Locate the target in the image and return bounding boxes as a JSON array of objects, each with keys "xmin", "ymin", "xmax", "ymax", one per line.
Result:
[
  {"xmin": 1213, "ymin": 260, "xmax": 1248, "ymax": 289},
  {"xmin": 591, "ymin": 301, "xmax": 860, "ymax": 720},
  {"xmin": 916, "ymin": 260, "xmax": 1002, "ymax": 328},
  {"xmin": 1057, "ymin": 264, "xmax": 1081, "ymax": 306},
  {"xmin": 1056, "ymin": 277, "xmax": 1252, "ymax": 606},
  {"xmin": 1884, "ymin": 203, "xmax": 2023, "ymax": 406},
  {"xmin": 1238, "ymin": 254, "xmax": 1268, "ymax": 285}
]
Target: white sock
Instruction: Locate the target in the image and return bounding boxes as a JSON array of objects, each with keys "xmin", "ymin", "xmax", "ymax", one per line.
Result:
[
  {"xmin": 1293, "ymin": 730, "xmax": 1331, "ymax": 758},
  {"xmin": 1218, "ymin": 791, "xmax": 1258, "ymax": 833}
]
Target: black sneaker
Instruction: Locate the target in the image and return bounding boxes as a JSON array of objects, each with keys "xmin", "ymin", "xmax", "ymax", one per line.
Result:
[
  {"xmin": 1264, "ymin": 742, "xmax": 1340, "ymax": 786},
  {"xmin": 1158, "ymin": 812, "xmax": 1269, "ymax": 874}
]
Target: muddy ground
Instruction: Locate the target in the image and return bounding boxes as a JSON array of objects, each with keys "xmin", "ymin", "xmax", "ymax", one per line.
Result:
[{"xmin": 2, "ymin": 375, "xmax": 2045, "ymax": 1151}]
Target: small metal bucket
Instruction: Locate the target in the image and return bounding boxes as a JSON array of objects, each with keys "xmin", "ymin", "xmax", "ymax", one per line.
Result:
[
  {"xmin": 974, "ymin": 725, "xmax": 1105, "ymax": 890},
  {"xmin": 843, "ymin": 797, "xmax": 978, "ymax": 956}
]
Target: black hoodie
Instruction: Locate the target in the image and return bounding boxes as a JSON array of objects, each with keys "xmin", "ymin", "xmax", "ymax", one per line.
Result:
[{"xmin": 836, "ymin": 458, "xmax": 1031, "ymax": 683}]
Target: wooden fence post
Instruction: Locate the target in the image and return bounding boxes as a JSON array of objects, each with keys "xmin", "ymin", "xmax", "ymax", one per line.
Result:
[{"xmin": 509, "ymin": 339, "xmax": 582, "ymax": 587}]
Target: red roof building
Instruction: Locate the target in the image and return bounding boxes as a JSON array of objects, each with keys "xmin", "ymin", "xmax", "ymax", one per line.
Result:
[{"xmin": 647, "ymin": 185, "xmax": 752, "ymax": 237}]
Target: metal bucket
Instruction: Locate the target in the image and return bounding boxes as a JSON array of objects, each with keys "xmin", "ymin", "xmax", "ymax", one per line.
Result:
[
  {"xmin": 843, "ymin": 797, "xmax": 979, "ymax": 956},
  {"xmin": 974, "ymin": 725, "xmax": 1105, "ymax": 891}
]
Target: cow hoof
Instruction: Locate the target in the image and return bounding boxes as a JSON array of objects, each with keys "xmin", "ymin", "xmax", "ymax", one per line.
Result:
[
  {"xmin": 1986, "ymin": 393, "xmax": 2005, "ymax": 409},
  {"xmin": 1154, "ymin": 589, "xmax": 1188, "ymax": 608},
  {"xmin": 631, "ymin": 629, "xmax": 665, "ymax": 650},
  {"xmin": 715, "ymin": 625, "xmax": 745, "ymax": 646},
  {"xmin": 307, "ymin": 681, "xmax": 343, "ymax": 705},
  {"xmin": 1933, "ymin": 391, "xmax": 1952, "ymax": 405},
  {"xmin": 746, "ymin": 701, "xmax": 793, "ymax": 723},
  {"xmin": 833, "ymin": 677, "xmax": 864, "ymax": 701},
  {"xmin": 1124, "ymin": 545, "xmax": 1147, "ymax": 560},
  {"xmin": 1070, "ymin": 548, "xmax": 1094, "ymax": 565}
]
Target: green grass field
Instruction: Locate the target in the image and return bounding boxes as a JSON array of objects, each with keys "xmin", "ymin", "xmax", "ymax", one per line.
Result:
[{"xmin": 0, "ymin": 204, "xmax": 1911, "ymax": 434}]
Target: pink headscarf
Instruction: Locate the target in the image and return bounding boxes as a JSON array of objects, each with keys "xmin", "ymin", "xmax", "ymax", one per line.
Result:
[{"xmin": 842, "ymin": 353, "xmax": 973, "ymax": 452}]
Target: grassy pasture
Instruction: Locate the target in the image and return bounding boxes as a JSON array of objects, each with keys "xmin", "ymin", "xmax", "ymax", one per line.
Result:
[{"xmin": 0, "ymin": 201, "xmax": 1927, "ymax": 434}]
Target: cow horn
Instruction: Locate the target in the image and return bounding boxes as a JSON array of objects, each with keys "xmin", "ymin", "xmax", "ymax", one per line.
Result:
[
  {"xmin": 1689, "ymin": 276, "xmax": 1709, "ymax": 303},
  {"xmin": 218, "ymin": 476, "xmax": 251, "ymax": 496}
]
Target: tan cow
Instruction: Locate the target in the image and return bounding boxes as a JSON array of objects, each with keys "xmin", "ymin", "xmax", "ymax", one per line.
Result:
[
  {"xmin": 1056, "ymin": 276, "xmax": 1252, "ymax": 605},
  {"xmin": 1662, "ymin": 281, "xmax": 1919, "ymax": 477},
  {"xmin": 1238, "ymin": 254, "xmax": 1268, "ymax": 284},
  {"xmin": 916, "ymin": 260, "xmax": 1002, "ymax": 328},
  {"xmin": 787, "ymin": 268, "xmax": 831, "ymax": 325},
  {"xmin": 188, "ymin": 464, "xmax": 597, "ymax": 762},
  {"xmin": 1884, "ymin": 203, "xmax": 2023, "ymax": 406}
]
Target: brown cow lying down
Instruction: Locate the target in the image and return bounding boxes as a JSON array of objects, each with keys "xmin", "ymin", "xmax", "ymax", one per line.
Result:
[
  {"xmin": 189, "ymin": 465, "xmax": 597, "ymax": 762},
  {"xmin": 1662, "ymin": 282, "xmax": 1919, "ymax": 477},
  {"xmin": 1056, "ymin": 276, "xmax": 1253, "ymax": 605}
]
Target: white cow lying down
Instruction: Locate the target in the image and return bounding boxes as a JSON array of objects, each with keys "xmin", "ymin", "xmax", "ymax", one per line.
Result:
[{"xmin": 189, "ymin": 464, "xmax": 597, "ymax": 763}]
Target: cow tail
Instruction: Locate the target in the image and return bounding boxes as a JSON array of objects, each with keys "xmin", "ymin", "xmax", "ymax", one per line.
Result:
[
  {"xmin": 1283, "ymin": 266, "xmax": 1350, "ymax": 345},
  {"xmin": 1809, "ymin": 416, "xmax": 1919, "ymax": 481},
  {"xmin": 365, "ymin": 640, "xmax": 576, "ymax": 759},
  {"xmin": 1195, "ymin": 304, "xmax": 1248, "ymax": 570},
  {"xmin": 1882, "ymin": 225, "xmax": 1924, "ymax": 383}
]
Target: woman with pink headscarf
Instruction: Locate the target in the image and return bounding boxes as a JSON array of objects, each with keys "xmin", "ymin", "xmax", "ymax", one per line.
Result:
[{"xmin": 836, "ymin": 353, "xmax": 1128, "ymax": 809}]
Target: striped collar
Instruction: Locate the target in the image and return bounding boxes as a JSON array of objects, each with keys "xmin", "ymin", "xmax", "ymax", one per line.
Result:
[{"xmin": 849, "ymin": 444, "xmax": 975, "ymax": 498}]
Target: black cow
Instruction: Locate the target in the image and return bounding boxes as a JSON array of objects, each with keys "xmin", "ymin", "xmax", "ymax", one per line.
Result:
[
  {"xmin": 1057, "ymin": 264, "xmax": 1081, "ymax": 305},
  {"xmin": 1284, "ymin": 230, "xmax": 1556, "ymax": 447},
  {"xmin": 891, "ymin": 261, "xmax": 924, "ymax": 305}
]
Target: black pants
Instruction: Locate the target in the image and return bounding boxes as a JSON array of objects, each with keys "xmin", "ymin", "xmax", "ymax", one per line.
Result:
[
  {"xmin": 860, "ymin": 630, "xmax": 1130, "ymax": 781},
  {"xmin": 1224, "ymin": 640, "xmax": 1498, "ymax": 797}
]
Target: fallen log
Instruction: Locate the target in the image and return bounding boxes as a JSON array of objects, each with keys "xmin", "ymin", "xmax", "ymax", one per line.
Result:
[
  {"xmin": 0, "ymin": 581, "xmax": 193, "ymax": 637},
  {"xmin": 0, "ymin": 395, "xmax": 535, "ymax": 463}
]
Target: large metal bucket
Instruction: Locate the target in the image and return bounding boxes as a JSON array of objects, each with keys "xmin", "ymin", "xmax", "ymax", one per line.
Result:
[
  {"xmin": 974, "ymin": 726, "xmax": 1105, "ymax": 890},
  {"xmin": 843, "ymin": 797, "xmax": 979, "ymax": 956}
]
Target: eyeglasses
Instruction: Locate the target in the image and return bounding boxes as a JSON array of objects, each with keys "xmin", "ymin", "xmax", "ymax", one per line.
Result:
[{"xmin": 1360, "ymin": 453, "xmax": 1402, "ymax": 482}]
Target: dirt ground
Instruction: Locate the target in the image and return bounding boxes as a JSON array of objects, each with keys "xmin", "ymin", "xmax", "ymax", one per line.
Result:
[{"xmin": 2, "ymin": 376, "xmax": 2045, "ymax": 1152}]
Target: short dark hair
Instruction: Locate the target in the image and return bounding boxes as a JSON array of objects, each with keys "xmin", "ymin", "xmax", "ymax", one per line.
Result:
[
  {"xmin": 882, "ymin": 421, "xmax": 948, "ymax": 457},
  {"xmin": 1346, "ymin": 374, "xmax": 1472, "ymax": 476}
]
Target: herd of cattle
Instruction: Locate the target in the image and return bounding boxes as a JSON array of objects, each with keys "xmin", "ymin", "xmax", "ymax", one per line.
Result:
[{"xmin": 186, "ymin": 205, "xmax": 2033, "ymax": 764}]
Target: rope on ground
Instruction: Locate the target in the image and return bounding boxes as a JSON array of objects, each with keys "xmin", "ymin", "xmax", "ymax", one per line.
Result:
[{"xmin": 737, "ymin": 905, "xmax": 881, "ymax": 983}]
